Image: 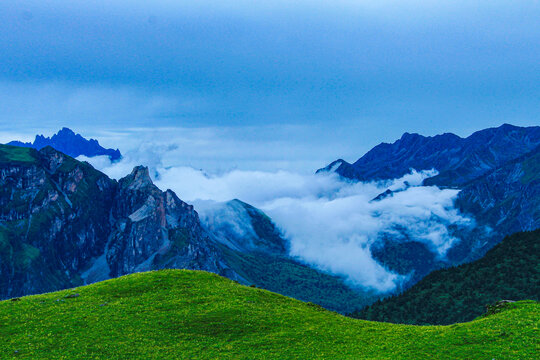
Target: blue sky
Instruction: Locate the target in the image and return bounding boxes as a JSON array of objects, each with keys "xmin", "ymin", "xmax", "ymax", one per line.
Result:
[{"xmin": 1, "ymin": 0, "xmax": 539, "ymax": 171}]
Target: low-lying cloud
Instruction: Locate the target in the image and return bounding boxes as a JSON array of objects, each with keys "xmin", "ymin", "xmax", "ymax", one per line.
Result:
[{"xmin": 83, "ymin": 153, "xmax": 474, "ymax": 292}]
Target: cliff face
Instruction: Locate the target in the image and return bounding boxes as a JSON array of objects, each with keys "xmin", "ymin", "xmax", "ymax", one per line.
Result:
[
  {"xmin": 0, "ymin": 145, "xmax": 115, "ymax": 297},
  {"xmin": 0, "ymin": 144, "xmax": 371, "ymax": 313},
  {"xmin": 0, "ymin": 145, "xmax": 232, "ymax": 299}
]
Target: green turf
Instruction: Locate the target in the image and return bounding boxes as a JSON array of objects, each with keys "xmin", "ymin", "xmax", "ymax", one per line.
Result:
[
  {"xmin": 353, "ymin": 230, "xmax": 540, "ymax": 325},
  {"xmin": 0, "ymin": 145, "xmax": 38, "ymax": 164},
  {"xmin": 0, "ymin": 270, "xmax": 538, "ymax": 359}
]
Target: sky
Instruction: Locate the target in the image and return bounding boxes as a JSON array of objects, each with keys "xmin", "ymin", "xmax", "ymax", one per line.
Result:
[
  {"xmin": 2, "ymin": 1, "xmax": 531, "ymax": 290},
  {"xmin": 1, "ymin": 0, "xmax": 539, "ymax": 172}
]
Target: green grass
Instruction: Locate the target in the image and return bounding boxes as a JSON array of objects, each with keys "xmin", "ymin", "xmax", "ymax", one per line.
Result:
[
  {"xmin": 1, "ymin": 270, "xmax": 538, "ymax": 359},
  {"xmin": 353, "ymin": 230, "xmax": 540, "ymax": 325},
  {"xmin": 0, "ymin": 145, "xmax": 38, "ymax": 164}
]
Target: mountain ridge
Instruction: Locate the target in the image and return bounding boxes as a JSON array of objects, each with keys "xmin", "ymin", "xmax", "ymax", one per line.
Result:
[
  {"xmin": 318, "ymin": 123, "xmax": 540, "ymax": 187},
  {"xmin": 7, "ymin": 127, "xmax": 121, "ymax": 161},
  {"xmin": 0, "ymin": 144, "xmax": 371, "ymax": 312}
]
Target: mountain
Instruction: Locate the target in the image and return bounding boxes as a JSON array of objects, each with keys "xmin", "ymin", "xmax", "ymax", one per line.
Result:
[
  {"xmin": 7, "ymin": 127, "xmax": 121, "ymax": 161},
  {"xmin": 455, "ymin": 146, "xmax": 540, "ymax": 237},
  {"xmin": 318, "ymin": 124, "xmax": 540, "ymax": 187},
  {"xmin": 2, "ymin": 270, "xmax": 538, "ymax": 359},
  {"xmin": 197, "ymin": 199, "xmax": 377, "ymax": 312},
  {"xmin": 0, "ymin": 144, "xmax": 371, "ymax": 313},
  {"xmin": 317, "ymin": 124, "xmax": 540, "ymax": 289},
  {"xmin": 352, "ymin": 230, "xmax": 540, "ymax": 325},
  {"xmin": 445, "ymin": 145, "xmax": 540, "ymax": 262}
]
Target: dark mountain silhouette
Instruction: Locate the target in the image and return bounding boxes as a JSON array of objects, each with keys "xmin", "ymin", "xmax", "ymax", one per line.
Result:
[{"xmin": 7, "ymin": 127, "xmax": 121, "ymax": 161}]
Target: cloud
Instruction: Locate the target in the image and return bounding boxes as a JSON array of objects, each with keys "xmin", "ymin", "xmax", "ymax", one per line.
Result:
[
  {"xmin": 1, "ymin": 0, "xmax": 539, "ymax": 140},
  {"xmin": 84, "ymin": 151, "xmax": 473, "ymax": 292}
]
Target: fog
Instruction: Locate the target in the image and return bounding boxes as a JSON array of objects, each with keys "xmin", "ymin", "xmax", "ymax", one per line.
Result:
[{"xmin": 82, "ymin": 152, "xmax": 473, "ymax": 292}]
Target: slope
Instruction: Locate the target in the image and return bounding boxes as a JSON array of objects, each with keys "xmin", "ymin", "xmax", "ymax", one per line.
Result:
[
  {"xmin": 0, "ymin": 144, "xmax": 372, "ymax": 313},
  {"xmin": 352, "ymin": 230, "xmax": 540, "ymax": 325},
  {"xmin": 197, "ymin": 199, "xmax": 377, "ymax": 312},
  {"xmin": 1, "ymin": 270, "xmax": 538, "ymax": 359}
]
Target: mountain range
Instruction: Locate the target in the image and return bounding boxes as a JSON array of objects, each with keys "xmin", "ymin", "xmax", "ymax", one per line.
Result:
[
  {"xmin": 0, "ymin": 144, "xmax": 372, "ymax": 312},
  {"xmin": 318, "ymin": 123, "xmax": 540, "ymax": 187},
  {"xmin": 2, "ymin": 123, "xmax": 539, "ymax": 318},
  {"xmin": 320, "ymin": 124, "xmax": 540, "ymax": 286},
  {"xmin": 7, "ymin": 127, "xmax": 122, "ymax": 161}
]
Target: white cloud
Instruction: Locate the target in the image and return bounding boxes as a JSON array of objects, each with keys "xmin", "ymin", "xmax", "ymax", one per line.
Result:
[{"xmin": 84, "ymin": 150, "xmax": 474, "ymax": 292}]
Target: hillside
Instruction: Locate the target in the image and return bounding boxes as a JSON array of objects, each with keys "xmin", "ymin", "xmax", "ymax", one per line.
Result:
[
  {"xmin": 352, "ymin": 230, "xmax": 540, "ymax": 325},
  {"xmin": 1, "ymin": 270, "xmax": 538, "ymax": 359},
  {"xmin": 0, "ymin": 144, "xmax": 370, "ymax": 313}
]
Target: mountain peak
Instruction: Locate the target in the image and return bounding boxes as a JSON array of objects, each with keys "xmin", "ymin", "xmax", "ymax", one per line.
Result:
[
  {"xmin": 6, "ymin": 128, "xmax": 122, "ymax": 161},
  {"xmin": 126, "ymin": 166, "xmax": 153, "ymax": 189},
  {"xmin": 57, "ymin": 127, "xmax": 76, "ymax": 136},
  {"xmin": 321, "ymin": 123, "xmax": 540, "ymax": 186}
]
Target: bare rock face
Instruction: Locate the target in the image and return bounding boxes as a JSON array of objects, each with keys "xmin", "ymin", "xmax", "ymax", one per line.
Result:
[
  {"xmin": 0, "ymin": 146, "xmax": 115, "ymax": 298},
  {"xmin": 106, "ymin": 166, "xmax": 226, "ymax": 278},
  {"xmin": 0, "ymin": 146, "xmax": 235, "ymax": 299}
]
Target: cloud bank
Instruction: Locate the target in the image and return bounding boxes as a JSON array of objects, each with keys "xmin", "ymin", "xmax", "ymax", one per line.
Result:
[{"xmin": 83, "ymin": 152, "xmax": 473, "ymax": 292}]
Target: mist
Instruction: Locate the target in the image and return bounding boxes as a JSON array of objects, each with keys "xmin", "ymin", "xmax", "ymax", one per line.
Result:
[{"xmin": 82, "ymin": 151, "xmax": 474, "ymax": 292}]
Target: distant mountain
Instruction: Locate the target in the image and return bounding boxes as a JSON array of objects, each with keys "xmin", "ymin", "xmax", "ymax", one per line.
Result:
[
  {"xmin": 318, "ymin": 124, "xmax": 540, "ymax": 187},
  {"xmin": 0, "ymin": 144, "xmax": 372, "ymax": 313},
  {"xmin": 352, "ymin": 229, "xmax": 540, "ymax": 325},
  {"xmin": 7, "ymin": 127, "xmax": 121, "ymax": 161},
  {"xmin": 318, "ymin": 123, "xmax": 540, "ymax": 291},
  {"xmin": 448, "ymin": 145, "xmax": 540, "ymax": 262}
]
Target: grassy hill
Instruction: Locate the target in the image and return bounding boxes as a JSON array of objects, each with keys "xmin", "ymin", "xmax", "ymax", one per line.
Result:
[
  {"xmin": 353, "ymin": 230, "xmax": 540, "ymax": 325},
  {"xmin": 1, "ymin": 270, "xmax": 538, "ymax": 359}
]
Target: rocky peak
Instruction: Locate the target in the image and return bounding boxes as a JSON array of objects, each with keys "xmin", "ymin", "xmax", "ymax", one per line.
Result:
[
  {"xmin": 6, "ymin": 128, "xmax": 122, "ymax": 161},
  {"xmin": 57, "ymin": 127, "xmax": 76, "ymax": 136},
  {"xmin": 123, "ymin": 166, "xmax": 154, "ymax": 191}
]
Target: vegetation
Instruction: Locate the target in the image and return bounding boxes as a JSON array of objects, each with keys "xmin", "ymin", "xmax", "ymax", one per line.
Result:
[
  {"xmin": 221, "ymin": 247, "xmax": 377, "ymax": 313},
  {"xmin": 352, "ymin": 230, "xmax": 540, "ymax": 325},
  {"xmin": 0, "ymin": 270, "xmax": 538, "ymax": 359},
  {"xmin": 0, "ymin": 145, "xmax": 38, "ymax": 164}
]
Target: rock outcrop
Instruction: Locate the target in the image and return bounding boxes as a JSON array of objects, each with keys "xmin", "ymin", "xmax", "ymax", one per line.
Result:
[{"xmin": 0, "ymin": 145, "xmax": 232, "ymax": 299}]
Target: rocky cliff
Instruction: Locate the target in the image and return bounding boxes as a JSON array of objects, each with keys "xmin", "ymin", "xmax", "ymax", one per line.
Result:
[
  {"xmin": 0, "ymin": 144, "xmax": 371, "ymax": 312},
  {"xmin": 0, "ymin": 145, "xmax": 234, "ymax": 299}
]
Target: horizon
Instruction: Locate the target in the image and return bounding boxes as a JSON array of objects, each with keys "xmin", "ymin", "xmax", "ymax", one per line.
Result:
[
  {"xmin": 2, "ymin": 122, "xmax": 537, "ymax": 174},
  {"xmin": 2, "ymin": 1, "xmax": 539, "ymax": 172}
]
